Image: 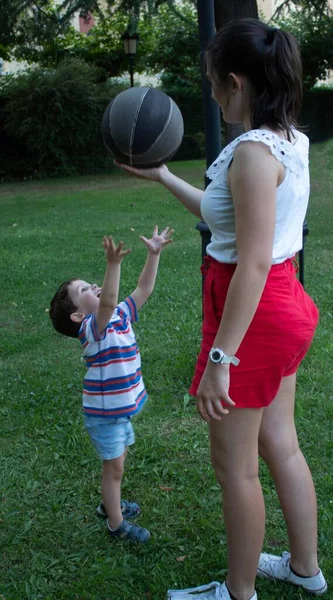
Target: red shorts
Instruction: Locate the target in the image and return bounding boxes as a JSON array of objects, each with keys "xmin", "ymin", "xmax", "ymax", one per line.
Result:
[{"xmin": 189, "ymin": 256, "xmax": 319, "ymax": 408}]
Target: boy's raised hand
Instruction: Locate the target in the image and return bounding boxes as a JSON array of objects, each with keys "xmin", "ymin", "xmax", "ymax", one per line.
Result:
[
  {"xmin": 103, "ymin": 236, "xmax": 132, "ymax": 263},
  {"xmin": 139, "ymin": 226, "xmax": 173, "ymax": 255}
]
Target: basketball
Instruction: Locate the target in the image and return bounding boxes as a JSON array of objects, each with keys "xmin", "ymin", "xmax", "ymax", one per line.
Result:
[{"xmin": 101, "ymin": 87, "xmax": 184, "ymax": 168}]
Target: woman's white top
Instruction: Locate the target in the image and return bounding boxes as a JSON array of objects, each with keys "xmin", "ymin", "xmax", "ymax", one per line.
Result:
[{"xmin": 201, "ymin": 129, "xmax": 310, "ymax": 264}]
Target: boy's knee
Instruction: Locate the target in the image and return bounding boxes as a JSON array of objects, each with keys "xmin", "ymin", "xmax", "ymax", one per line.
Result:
[{"xmin": 103, "ymin": 457, "xmax": 124, "ymax": 479}]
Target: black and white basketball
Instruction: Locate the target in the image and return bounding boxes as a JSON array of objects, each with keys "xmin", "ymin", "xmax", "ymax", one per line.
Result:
[{"xmin": 101, "ymin": 87, "xmax": 184, "ymax": 168}]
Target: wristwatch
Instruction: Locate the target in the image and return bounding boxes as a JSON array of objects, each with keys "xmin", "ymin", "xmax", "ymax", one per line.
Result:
[{"xmin": 209, "ymin": 347, "xmax": 240, "ymax": 366}]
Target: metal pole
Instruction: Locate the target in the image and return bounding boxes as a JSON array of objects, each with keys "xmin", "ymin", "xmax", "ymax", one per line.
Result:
[
  {"xmin": 196, "ymin": 0, "xmax": 221, "ymax": 264},
  {"xmin": 299, "ymin": 220, "xmax": 309, "ymax": 287},
  {"xmin": 129, "ymin": 55, "xmax": 134, "ymax": 87}
]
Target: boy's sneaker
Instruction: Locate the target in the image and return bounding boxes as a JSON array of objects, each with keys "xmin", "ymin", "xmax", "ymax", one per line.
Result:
[
  {"xmin": 96, "ymin": 499, "xmax": 141, "ymax": 519},
  {"xmin": 257, "ymin": 551, "xmax": 327, "ymax": 595},
  {"xmin": 107, "ymin": 519, "xmax": 150, "ymax": 543},
  {"xmin": 167, "ymin": 581, "xmax": 257, "ymax": 600}
]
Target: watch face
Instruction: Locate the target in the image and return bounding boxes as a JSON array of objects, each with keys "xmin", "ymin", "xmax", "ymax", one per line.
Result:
[{"xmin": 211, "ymin": 350, "xmax": 222, "ymax": 362}]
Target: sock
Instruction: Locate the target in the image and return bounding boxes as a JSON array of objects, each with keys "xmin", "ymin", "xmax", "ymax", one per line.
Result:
[
  {"xmin": 107, "ymin": 519, "xmax": 123, "ymax": 532},
  {"xmin": 290, "ymin": 564, "xmax": 319, "ymax": 579},
  {"xmin": 225, "ymin": 585, "xmax": 239, "ymax": 600}
]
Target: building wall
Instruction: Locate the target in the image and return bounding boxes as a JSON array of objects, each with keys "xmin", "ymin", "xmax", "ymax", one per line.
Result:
[{"xmin": 257, "ymin": 0, "xmax": 283, "ymax": 20}]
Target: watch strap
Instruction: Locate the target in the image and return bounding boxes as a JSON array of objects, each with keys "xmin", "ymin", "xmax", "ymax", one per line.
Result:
[{"xmin": 209, "ymin": 347, "xmax": 240, "ymax": 366}]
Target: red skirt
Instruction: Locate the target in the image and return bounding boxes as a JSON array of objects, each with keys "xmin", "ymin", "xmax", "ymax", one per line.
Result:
[{"xmin": 189, "ymin": 256, "xmax": 319, "ymax": 408}]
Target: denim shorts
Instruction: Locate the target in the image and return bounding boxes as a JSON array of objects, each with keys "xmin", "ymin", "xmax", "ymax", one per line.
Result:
[{"xmin": 83, "ymin": 415, "xmax": 135, "ymax": 460}]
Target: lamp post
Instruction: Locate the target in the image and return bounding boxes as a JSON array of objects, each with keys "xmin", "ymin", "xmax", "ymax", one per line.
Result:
[{"xmin": 122, "ymin": 31, "xmax": 139, "ymax": 87}]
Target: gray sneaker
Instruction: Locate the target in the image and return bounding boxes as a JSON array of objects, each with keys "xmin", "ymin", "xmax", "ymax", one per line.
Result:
[
  {"xmin": 107, "ymin": 519, "xmax": 150, "ymax": 543},
  {"xmin": 257, "ymin": 551, "xmax": 327, "ymax": 595}
]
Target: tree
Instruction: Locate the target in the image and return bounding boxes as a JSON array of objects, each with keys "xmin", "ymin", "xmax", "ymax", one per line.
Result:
[
  {"xmin": 272, "ymin": 0, "xmax": 332, "ymax": 19},
  {"xmin": 12, "ymin": 8, "xmax": 155, "ymax": 76},
  {"xmin": 0, "ymin": 0, "xmax": 101, "ymax": 60},
  {"xmin": 272, "ymin": 1, "xmax": 333, "ymax": 89},
  {"xmin": 214, "ymin": 0, "xmax": 258, "ymax": 28}
]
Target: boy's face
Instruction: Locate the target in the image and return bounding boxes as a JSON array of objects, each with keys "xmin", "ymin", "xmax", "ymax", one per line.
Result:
[{"xmin": 68, "ymin": 279, "xmax": 101, "ymax": 321}]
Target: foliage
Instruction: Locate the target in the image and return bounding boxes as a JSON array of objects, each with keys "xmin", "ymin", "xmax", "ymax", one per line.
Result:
[
  {"xmin": 12, "ymin": 9, "xmax": 154, "ymax": 75},
  {"xmin": 0, "ymin": 0, "xmax": 101, "ymax": 60},
  {"xmin": 143, "ymin": 2, "xmax": 203, "ymax": 139},
  {"xmin": 0, "ymin": 60, "xmax": 125, "ymax": 178},
  {"xmin": 300, "ymin": 87, "xmax": 333, "ymax": 141},
  {"xmin": 273, "ymin": 7, "xmax": 333, "ymax": 89},
  {"xmin": 272, "ymin": 0, "xmax": 332, "ymax": 19},
  {"xmin": 0, "ymin": 0, "xmax": 194, "ymax": 62},
  {"xmin": 0, "ymin": 148, "xmax": 332, "ymax": 598}
]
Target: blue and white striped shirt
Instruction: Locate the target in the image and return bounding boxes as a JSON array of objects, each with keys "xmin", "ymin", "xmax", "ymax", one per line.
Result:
[{"xmin": 79, "ymin": 296, "xmax": 147, "ymax": 418}]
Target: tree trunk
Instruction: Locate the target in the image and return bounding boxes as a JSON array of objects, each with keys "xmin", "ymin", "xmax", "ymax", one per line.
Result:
[
  {"xmin": 214, "ymin": 0, "xmax": 258, "ymax": 28},
  {"xmin": 214, "ymin": 0, "xmax": 259, "ymax": 143}
]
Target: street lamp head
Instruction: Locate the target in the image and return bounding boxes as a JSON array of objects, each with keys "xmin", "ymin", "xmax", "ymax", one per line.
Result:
[{"xmin": 121, "ymin": 31, "xmax": 139, "ymax": 57}]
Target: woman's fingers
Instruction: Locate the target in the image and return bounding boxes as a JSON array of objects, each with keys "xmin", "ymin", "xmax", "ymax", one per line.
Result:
[{"xmin": 197, "ymin": 396, "xmax": 232, "ymax": 421}]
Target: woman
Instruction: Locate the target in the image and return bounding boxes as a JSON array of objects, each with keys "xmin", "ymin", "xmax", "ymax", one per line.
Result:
[{"xmin": 118, "ymin": 18, "xmax": 327, "ymax": 600}]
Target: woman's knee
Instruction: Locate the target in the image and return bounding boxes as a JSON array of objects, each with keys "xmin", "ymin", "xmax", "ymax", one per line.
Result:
[
  {"xmin": 258, "ymin": 433, "xmax": 299, "ymax": 466},
  {"xmin": 211, "ymin": 447, "xmax": 259, "ymax": 489}
]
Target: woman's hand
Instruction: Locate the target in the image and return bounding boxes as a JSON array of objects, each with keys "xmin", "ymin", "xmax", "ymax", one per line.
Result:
[
  {"xmin": 115, "ymin": 161, "xmax": 169, "ymax": 183},
  {"xmin": 196, "ymin": 362, "xmax": 235, "ymax": 422}
]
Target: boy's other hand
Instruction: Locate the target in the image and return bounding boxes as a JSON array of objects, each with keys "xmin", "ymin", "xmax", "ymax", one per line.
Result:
[
  {"xmin": 140, "ymin": 226, "xmax": 173, "ymax": 255},
  {"xmin": 103, "ymin": 236, "xmax": 132, "ymax": 264}
]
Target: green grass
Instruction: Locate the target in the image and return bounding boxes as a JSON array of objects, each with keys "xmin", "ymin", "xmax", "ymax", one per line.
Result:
[{"xmin": 0, "ymin": 149, "xmax": 332, "ymax": 600}]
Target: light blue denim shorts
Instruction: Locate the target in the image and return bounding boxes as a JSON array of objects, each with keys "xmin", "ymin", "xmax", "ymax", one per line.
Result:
[{"xmin": 83, "ymin": 415, "xmax": 135, "ymax": 460}]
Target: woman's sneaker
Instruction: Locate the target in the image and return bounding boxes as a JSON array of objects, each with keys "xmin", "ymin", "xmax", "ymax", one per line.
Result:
[
  {"xmin": 257, "ymin": 551, "xmax": 327, "ymax": 595},
  {"xmin": 96, "ymin": 499, "xmax": 141, "ymax": 519},
  {"xmin": 167, "ymin": 581, "xmax": 257, "ymax": 599},
  {"xmin": 107, "ymin": 519, "xmax": 150, "ymax": 543}
]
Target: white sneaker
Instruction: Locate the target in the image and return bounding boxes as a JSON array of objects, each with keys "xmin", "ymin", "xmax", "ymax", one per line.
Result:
[
  {"xmin": 167, "ymin": 581, "xmax": 257, "ymax": 600},
  {"xmin": 257, "ymin": 551, "xmax": 327, "ymax": 595},
  {"xmin": 167, "ymin": 582, "xmax": 222, "ymax": 600}
]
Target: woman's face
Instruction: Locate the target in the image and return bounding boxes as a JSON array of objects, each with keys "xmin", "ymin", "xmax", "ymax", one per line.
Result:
[{"xmin": 208, "ymin": 69, "xmax": 251, "ymax": 127}]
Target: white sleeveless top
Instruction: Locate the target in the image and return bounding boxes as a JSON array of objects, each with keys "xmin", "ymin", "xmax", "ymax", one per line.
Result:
[{"xmin": 201, "ymin": 129, "xmax": 310, "ymax": 264}]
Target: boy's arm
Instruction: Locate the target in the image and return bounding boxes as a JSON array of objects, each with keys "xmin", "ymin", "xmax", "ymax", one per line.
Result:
[
  {"xmin": 96, "ymin": 236, "xmax": 131, "ymax": 335},
  {"xmin": 130, "ymin": 226, "xmax": 173, "ymax": 311}
]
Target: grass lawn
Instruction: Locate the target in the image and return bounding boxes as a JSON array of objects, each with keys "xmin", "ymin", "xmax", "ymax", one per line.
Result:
[{"xmin": 1, "ymin": 145, "xmax": 333, "ymax": 600}]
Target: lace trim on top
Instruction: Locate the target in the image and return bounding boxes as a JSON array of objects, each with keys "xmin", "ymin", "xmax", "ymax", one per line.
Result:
[{"xmin": 206, "ymin": 129, "xmax": 307, "ymax": 181}]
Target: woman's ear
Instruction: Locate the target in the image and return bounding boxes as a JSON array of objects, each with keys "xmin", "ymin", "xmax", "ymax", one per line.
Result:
[{"xmin": 228, "ymin": 72, "xmax": 243, "ymax": 93}]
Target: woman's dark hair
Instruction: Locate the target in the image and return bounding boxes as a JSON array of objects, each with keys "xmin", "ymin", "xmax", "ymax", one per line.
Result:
[
  {"xmin": 49, "ymin": 278, "xmax": 81, "ymax": 338},
  {"xmin": 206, "ymin": 18, "xmax": 303, "ymax": 136}
]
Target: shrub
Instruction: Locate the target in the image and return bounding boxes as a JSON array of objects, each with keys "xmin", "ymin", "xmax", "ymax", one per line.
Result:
[
  {"xmin": 300, "ymin": 88, "xmax": 333, "ymax": 142},
  {"xmin": 0, "ymin": 60, "xmax": 126, "ymax": 179}
]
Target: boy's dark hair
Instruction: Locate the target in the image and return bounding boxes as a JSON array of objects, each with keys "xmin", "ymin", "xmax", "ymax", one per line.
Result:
[
  {"xmin": 206, "ymin": 18, "xmax": 303, "ymax": 137},
  {"xmin": 49, "ymin": 278, "xmax": 81, "ymax": 338}
]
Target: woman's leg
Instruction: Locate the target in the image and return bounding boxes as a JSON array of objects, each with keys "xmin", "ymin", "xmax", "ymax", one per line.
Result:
[
  {"xmin": 259, "ymin": 373, "xmax": 319, "ymax": 575},
  {"xmin": 102, "ymin": 452, "xmax": 126, "ymax": 529},
  {"xmin": 209, "ymin": 408, "xmax": 264, "ymax": 600}
]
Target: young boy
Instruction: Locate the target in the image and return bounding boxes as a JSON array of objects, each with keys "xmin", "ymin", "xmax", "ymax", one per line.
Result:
[{"xmin": 49, "ymin": 226, "xmax": 173, "ymax": 543}]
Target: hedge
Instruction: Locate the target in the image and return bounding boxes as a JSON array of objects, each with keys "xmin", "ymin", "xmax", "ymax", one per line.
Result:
[
  {"xmin": 0, "ymin": 60, "xmax": 126, "ymax": 180},
  {"xmin": 1, "ymin": 65, "xmax": 332, "ymax": 180}
]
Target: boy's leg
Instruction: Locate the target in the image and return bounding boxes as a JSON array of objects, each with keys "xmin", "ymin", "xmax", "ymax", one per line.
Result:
[{"xmin": 102, "ymin": 452, "xmax": 126, "ymax": 530}]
